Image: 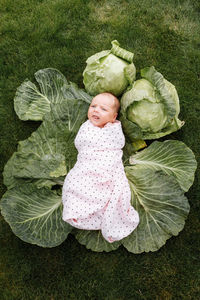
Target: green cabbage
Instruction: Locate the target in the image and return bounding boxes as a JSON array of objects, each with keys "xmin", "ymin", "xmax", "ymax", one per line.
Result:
[
  {"xmin": 120, "ymin": 66, "xmax": 184, "ymax": 140},
  {"xmin": 83, "ymin": 40, "xmax": 136, "ymax": 96}
]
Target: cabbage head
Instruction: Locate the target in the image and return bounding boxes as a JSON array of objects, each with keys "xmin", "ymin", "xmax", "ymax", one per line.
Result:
[
  {"xmin": 120, "ymin": 66, "xmax": 184, "ymax": 140},
  {"xmin": 83, "ymin": 40, "xmax": 136, "ymax": 96}
]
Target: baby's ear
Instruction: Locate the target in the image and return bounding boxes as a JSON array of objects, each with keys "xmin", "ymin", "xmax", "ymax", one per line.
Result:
[{"xmin": 113, "ymin": 112, "xmax": 118, "ymax": 121}]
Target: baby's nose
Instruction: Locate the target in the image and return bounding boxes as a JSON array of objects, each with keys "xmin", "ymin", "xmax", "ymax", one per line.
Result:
[{"xmin": 94, "ymin": 106, "xmax": 99, "ymax": 112}]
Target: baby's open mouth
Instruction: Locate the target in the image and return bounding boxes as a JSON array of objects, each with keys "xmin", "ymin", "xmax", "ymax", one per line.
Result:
[{"xmin": 92, "ymin": 115, "xmax": 100, "ymax": 120}]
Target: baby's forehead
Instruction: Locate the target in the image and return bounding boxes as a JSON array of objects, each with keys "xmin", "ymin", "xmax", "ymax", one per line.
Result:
[{"xmin": 91, "ymin": 95, "xmax": 115, "ymax": 108}]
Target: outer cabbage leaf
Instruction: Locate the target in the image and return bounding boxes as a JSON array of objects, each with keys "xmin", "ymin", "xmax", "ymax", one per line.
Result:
[
  {"xmin": 120, "ymin": 66, "xmax": 184, "ymax": 140},
  {"xmin": 0, "ymin": 183, "xmax": 72, "ymax": 247},
  {"xmin": 129, "ymin": 140, "xmax": 197, "ymax": 192},
  {"xmin": 73, "ymin": 229, "xmax": 121, "ymax": 252},
  {"xmin": 14, "ymin": 68, "xmax": 91, "ymax": 121},
  {"xmin": 123, "ymin": 168, "xmax": 190, "ymax": 253},
  {"xmin": 83, "ymin": 40, "xmax": 136, "ymax": 96}
]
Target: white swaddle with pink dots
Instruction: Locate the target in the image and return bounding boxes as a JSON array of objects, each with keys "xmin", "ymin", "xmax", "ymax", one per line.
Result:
[{"xmin": 62, "ymin": 120, "xmax": 139, "ymax": 243}]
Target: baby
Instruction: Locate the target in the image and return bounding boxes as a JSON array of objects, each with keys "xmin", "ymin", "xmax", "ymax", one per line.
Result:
[{"xmin": 62, "ymin": 92, "xmax": 139, "ymax": 243}]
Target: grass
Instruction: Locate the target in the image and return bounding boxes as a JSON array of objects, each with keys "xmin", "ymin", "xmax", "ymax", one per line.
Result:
[{"xmin": 0, "ymin": 0, "xmax": 200, "ymax": 299}]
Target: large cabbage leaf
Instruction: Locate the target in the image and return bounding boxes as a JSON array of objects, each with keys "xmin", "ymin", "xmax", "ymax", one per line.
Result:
[
  {"xmin": 1, "ymin": 183, "xmax": 72, "ymax": 247},
  {"xmin": 129, "ymin": 140, "xmax": 197, "ymax": 192},
  {"xmin": 122, "ymin": 139, "xmax": 197, "ymax": 253},
  {"xmin": 123, "ymin": 168, "xmax": 190, "ymax": 253}
]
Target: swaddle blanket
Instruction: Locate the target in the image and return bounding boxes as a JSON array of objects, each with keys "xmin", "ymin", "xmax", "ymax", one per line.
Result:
[{"xmin": 62, "ymin": 120, "xmax": 139, "ymax": 243}]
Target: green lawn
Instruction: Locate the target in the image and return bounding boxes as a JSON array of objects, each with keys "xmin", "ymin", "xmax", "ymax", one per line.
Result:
[{"xmin": 0, "ymin": 0, "xmax": 200, "ymax": 299}]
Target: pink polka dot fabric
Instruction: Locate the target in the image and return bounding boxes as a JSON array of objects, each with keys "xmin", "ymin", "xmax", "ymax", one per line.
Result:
[{"xmin": 62, "ymin": 120, "xmax": 139, "ymax": 243}]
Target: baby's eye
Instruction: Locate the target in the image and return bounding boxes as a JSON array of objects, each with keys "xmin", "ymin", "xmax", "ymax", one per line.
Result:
[
  {"xmin": 101, "ymin": 107, "xmax": 107, "ymax": 111},
  {"xmin": 91, "ymin": 105, "xmax": 96, "ymax": 108}
]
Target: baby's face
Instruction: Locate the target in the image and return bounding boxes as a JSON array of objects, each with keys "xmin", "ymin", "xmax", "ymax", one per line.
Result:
[{"xmin": 88, "ymin": 94, "xmax": 117, "ymax": 128}]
